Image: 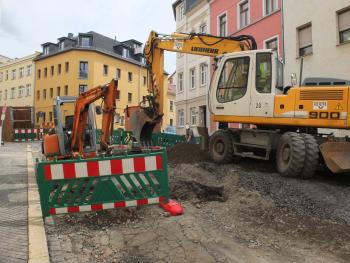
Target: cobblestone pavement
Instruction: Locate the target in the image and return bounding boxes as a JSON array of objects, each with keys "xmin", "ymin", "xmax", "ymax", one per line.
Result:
[{"xmin": 0, "ymin": 143, "xmax": 29, "ymax": 262}]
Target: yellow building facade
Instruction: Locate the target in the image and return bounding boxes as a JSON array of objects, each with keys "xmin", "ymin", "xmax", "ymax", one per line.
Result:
[{"xmin": 0, "ymin": 53, "xmax": 39, "ymax": 107}]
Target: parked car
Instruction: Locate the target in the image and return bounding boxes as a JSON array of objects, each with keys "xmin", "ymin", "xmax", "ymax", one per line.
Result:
[{"xmin": 164, "ymin": 125, "xmax": 176, "ymax": 135}]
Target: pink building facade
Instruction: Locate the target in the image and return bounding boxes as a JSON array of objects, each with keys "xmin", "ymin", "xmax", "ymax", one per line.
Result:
[{"xmin": 209, "ymin": 0, "xmax": 282, "ymax": 131}]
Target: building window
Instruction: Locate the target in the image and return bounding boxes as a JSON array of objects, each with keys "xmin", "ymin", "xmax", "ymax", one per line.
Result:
[
  {"xmin": 27, "ymin": 65, "xmax": 32, "ymax": 76},
  {"xmin": 79, "ymin": 85, "xmax": 88, "ymax": 94},
  {"xmin": 170, "ymin": 101, "xmax": 174, "ymax": 112},
  {"xmin": 50, "ymin": 88, "xmax": 53, "ymax": 98},
  {"xmin": 38, "ymin": 69, "xmax": 41, "ymax": 79},
  {"xmin": 264, "ymin": 0, "xmax": 278, "ymax": 16},
  {"xmin": 19, "ymin": 67, "xmax": 24, "ymax": 78},
  {"xmin": 200, "ymin": 63, "xmax": 208, "ymax": 87},
  {"xmin": 178, "ymin": 4, "xmax": 184, "ymax": 21},
  {"xmin": 64, "ymin": 85, "xmax": 68, "ymax": 95},
  {"xmin": 10, "ymin": 87, "xmax": 15, "ymax": 99},
  {"xmin": 0, "ymin": 91, "xmax": 2, "ymax": 101},
  {"xmin": 120, "ymin": 116, "xmax": 125, "ymax": 126},
  {"xmin": 79, "ymin": 61, "xmax": 88, "ymax": 79},
  {"xmin": 65, "ymin": 62, "xmax": 69, "ymax": 73},
  {"xmin": 200, "ymin": 23, "xmax": 207, "ymax": 34},
  {"xmin": 4, "ymin": 90, "xmax": 7, "ymax": 100},
  {"xmin": 298, "ymin": 24, "xmax": 313, "ymax": 56},
  {"xmin": 170, "ymin": 119, "xmax": 173, "ymax": 126},
  {"xmin": 58, "ymin": 41, "xmax": 65, "ymax": 50},
  {"xmin": 43, "ymin": 89, "xmax": 47, "ymax": 99},
  {"xmin": 116, "ymin": 90, "xmax": 121, "ymax": 100},
  {"xmin": 178, "ymin": 109, "xmax": 184, "ymax": 127},
  {"xmin": 36, "ymin": 90, "xmax": 40, "ymax": 100},
  {"xmin": 143, "ymin": 76, "xmax": 147, "ymax": 85},
  {"xmin": 239, "ymin": 0, "xmax": 249, "ymax": 29},
  {"xmin": 80, "ymin": 36, "xmax": 92, "ymax": 47},
  {"xmin": 190, "ymin": 107, "xmax": 198, "ymax": 126},
  {"xmin": 18, "ymin": 86, "xmax": 24, "ymax": 98},
  {"xmin": 128, "ymin": 92, "xmax": 132, "ymax": 103},
  {"xmin": 114, "ymin": 113, "xmax": 121, "ymax": 124},
  {"xmin": 57, "ymin": 86, "xmax": 61, "ymax": 97},
  {"xmin": 58, "ymin": 64, "xmax": 62, "ymax": 74},
  {"xmin": 49, "ymin": 112, "xmax": 53, "ymax": 122},
  {"xmin": 51, "ymin": 66, "xmax": 54, "ymax": 76},
  {"xmin": 218, "ymin": 13, "xmax": 227, "ymax": 37},
  {"xmin": 122, "ymin": 48, "xmax": 129, "ymax": 58},
  {"xmin": 44, "ymin": 68, "xmax": 47, "ymax": 77},
  {"xmin": 338, "ymin": 8, "xmax": 350, "ymax": 44},
  {"xmin": 43, "ymin": 46, "xmax": 49, "ymax": 55},
  {"xmin": 265, "ymin": 37, "xmax": 278, "ymax": 53},
  {"xmin": 5, "ymin": 70, "xmax": 8, "ymax": 80},
  {"xmin": 103, "ymin": 65, "xmax": 108, "ymax": 75},
  {"xmin": 178, "ymin": 72, "xmax": 183, "ymax": 92},
  {"xmin": 116, "ymin": 68, "xmax": 121, "ymax": 79},
  {"xmin": 0, "ymin": 72, "xmax": 2, "ymax": 82},
  {"xmin": 128, "ymin": 72, "xmax": 133, "ymax": 82},
  {"xmin": 11, "ymin": 69, "xmax": 16, "ymax": 80},
  {"xmin": 190, "ymin": 68, "xmax": 196, "ymax": 89},
  {"xmin": 26, "ymin": 84, "xmax": 31, "ymax": 97}
]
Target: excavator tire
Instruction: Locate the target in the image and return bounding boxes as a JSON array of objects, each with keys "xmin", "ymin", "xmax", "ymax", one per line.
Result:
[
  {"xmin": 209, "ymin": 130, "xmax": 234, "ymax": 164},
  {"xmin": 300, "ymin": 133, "xmax": 319, "ymax": 179},
  {"xmin": 276, "ymin": 132, "xmax": 306, "ymax": 177}
]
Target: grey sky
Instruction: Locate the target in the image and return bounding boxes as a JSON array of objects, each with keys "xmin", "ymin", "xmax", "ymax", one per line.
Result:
[{"xmin": 0, "ymin": 0, "xmax": 176, "ymax": 73}]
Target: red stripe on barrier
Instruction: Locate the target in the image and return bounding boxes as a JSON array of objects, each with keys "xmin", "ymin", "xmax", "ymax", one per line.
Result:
[
  {"xmin": 137, "ymin": 199, "xmax": 148, "ymax": 206},
  {"xmin": 87, "ymin": 161, "xmax": 100, "ymax": 177},
  {"xmin": 159, "ymin": 196, "xmax": 164, "ymax": 203},
  {"xmin": 110, "ymin": 159, "xmax": 123, "ymax": 174},
  {"xmin": 67, "ymin": 206, "xmax": 80, "ymax": 213},
  {"xmin": 156, "ymin": 155, "xmax": 162, "ymax": 170},
  {"xmin": 134, "ymin": 157, "xmax": 145, "ymax": 172},
  {"xmin": 49, "ymin": 208, "xmax": 56, "ymax": 215},
  {"xmin": 114, "ymin": 201, "xmax": 126, "ymax": 208},
  {"xmin": 18, "ymin": 130, "xmax": 21, "ymax": 134},
  {"xmin": 91, "ymin": 204, "xmax": 103, "ymax": 211},
  {"xmin": 44, "ymin": 165, "xmax": 52, "ymax": 181},
  {"xmin": 63, "ymin": 163, "xmax": 76, "ymax": 179}
]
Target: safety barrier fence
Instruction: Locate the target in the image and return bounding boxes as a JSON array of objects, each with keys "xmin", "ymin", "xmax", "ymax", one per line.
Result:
[
  {"xmin": 35, "ymin": 148, "xmax": 169, "ymax": 217},
  {"xmin": 13, "ymin": 128, "xmax": 50, "ymax": 142}
]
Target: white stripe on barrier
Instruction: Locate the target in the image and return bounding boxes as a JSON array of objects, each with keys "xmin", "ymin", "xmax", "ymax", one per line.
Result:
[
  {"xmin": 122, "ymin": 158, "xmax": 134, "ymax": 174},
  {"xmin": 51, "ymin": 164, "xmax": 64, "ymax": 180},
  {"xmin": 145, "ymin": 156, "xmax": 157, "ymax": 171},
  {"xmin": 75, "ymin": 162, "xmax": 88, "ymax": 178},
  {"xmin": 99, "ymin": 160, "xmax": 111, "ymax": 176}
]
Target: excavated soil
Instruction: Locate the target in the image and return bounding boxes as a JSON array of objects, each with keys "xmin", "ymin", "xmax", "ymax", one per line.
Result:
[{"xmin": 31, "ymin": 143, "xmax": 350, "ymax": 263}]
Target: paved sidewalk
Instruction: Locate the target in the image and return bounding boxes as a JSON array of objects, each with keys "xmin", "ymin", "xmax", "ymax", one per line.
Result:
[{"xmin": 0, "ymin": 143, "xmax": 29, "ymax": 262}]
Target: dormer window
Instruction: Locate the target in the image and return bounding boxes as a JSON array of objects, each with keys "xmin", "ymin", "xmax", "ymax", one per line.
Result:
[
  {"xmin": 122, "ymin": 48, "xmax": 129, "ymax": 58},
  {"xmin": 80, "ymin": 36, "xmax": 92, "ymax": 47},
  {"xmin": 43, "ymin": 46, "xmax": 50, "ymax": 55},
  {"xmin": 59, "ymin": 41, "xmax": 65, "ymax": 50},
  {"xmin": 141, "ymin": 57, "xmax": 146, "ymax": 64}
]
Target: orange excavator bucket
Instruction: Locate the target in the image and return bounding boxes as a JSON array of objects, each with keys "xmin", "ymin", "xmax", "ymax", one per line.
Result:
[{"xmin": 319, "ymin": 141, "xmax": 350, "ymax": 173}]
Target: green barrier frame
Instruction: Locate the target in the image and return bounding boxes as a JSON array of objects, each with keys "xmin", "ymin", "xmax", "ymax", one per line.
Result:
[{"xmin": 35, "ymin": 149, "xmax": 169, "ymax": 217}]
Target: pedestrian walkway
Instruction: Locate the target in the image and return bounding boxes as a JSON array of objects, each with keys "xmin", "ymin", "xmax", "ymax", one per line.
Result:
[{"xmin": 0, "ymin": 143, "xmax": 29, "ymax": 262}]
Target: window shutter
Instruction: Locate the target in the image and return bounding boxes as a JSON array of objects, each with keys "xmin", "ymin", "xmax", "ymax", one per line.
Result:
[
  {"xmin": 339, "ymin": 9, "xmax": 350, "ymax": 31},
  {"xmin": 299, "ymin": 25, "xmax": 312, "ymax": 48}
]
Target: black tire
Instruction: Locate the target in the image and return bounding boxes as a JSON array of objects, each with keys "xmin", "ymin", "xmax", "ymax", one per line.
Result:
[
  {"xmin": 209, "ymin": 130, "xmax": 234, "ymax": 164},
  {"xmin": 276, "ymin": 132, "xmax": 306, "ymax": 177},
  {"xmin": 300, "ymin": 133, "xmax": 319, "ymax": 179}
]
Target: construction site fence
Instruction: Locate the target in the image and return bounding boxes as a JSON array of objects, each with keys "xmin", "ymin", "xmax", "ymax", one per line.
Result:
[
  {"xmin": 13, "ymin": 128, "xmax": 50, "ymax": 142},
  {"xmin": 35, "ymin": 148, "xmax": 169, "ymax": 217}
]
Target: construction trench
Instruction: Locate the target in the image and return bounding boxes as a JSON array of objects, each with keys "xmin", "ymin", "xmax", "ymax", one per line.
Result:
[{"xmin": 31, "ymin": 143, "xmax": 350, "ymax": 263}]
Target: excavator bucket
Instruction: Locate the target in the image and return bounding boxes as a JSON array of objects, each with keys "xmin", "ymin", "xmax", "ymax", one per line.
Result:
[
  {"xmin": 319, "ymin": 141, "xmax": 350, "ymax": 173},
  {"xmin": 128, "ymin": 107, "xmax": 162, "ymax": 146}
]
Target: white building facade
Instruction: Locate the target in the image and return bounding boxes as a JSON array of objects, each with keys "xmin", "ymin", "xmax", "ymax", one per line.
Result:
[
  {"xmin": 173, "ymin": 0, "xmax": 211, "ymax": 135},
  {"xmin": 283, "ymin": 0, "xmax": 350, "ymax": 84}
]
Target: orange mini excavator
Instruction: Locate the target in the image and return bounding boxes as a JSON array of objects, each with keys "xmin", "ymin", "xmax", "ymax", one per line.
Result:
[{"xmin": 43, "ymin": 79, "xmax": 118, "ymax": 159}]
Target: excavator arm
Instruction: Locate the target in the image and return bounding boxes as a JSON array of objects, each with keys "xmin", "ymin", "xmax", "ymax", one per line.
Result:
[
  {"xmin": 71, "ymin": 79, "xmax": 118, "ymax": 156},
  {"xmin": 131, "ymin": 31, "xmax": 256, "ymax": 145}
]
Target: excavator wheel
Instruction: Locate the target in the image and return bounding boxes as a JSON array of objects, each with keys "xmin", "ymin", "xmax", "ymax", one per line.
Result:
[
  {"xmin": 209, "ymin": 130, "xmax": 234, "ymax": 164},
  {"xmin": 276, "ymin": 132, "xmax": 306, "ymax": 177},
  {"xmin": 300, "ymin": 133, "xmax": 319, "ymax": 179}
]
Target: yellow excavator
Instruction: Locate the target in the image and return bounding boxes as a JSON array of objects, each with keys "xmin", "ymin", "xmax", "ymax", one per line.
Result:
[{"xmin": 130, "ymin": 31, "xmax": 350, "ymax": 178}]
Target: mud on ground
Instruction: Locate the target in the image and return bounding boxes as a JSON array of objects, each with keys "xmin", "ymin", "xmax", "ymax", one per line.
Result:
[{"xmin": 41, "ymin": 144, "xmax": 350, "ymax": 263}]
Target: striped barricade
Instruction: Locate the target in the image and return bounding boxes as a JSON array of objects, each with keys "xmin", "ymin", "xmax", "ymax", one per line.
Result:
[
  {"xmin": 13, "ymin": 128, "xmax": 49, "ymax": 142},
  {"xmin": 35, "ymin": 149, "xmax": 170, "ymax": 217}
]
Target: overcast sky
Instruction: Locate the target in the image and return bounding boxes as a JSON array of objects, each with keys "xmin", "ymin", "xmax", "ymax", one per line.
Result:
[{"xmin": 0, "ymin": 0, "xmax": 177, "ymax": 73}]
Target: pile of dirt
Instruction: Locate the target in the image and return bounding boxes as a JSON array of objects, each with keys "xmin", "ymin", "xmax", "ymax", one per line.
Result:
[{"xmin": 167, "ymin": 143, "xmax": 210, "ymax": 164}]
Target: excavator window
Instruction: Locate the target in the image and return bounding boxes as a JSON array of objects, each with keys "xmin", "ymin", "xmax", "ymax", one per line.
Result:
[
  {"xmin": 217, "ymin": 56, "xmax": 250, "ymax": 103},
  {"xmin": 256, "ymin": 53, "xmax": 272, "ymax": 94}
]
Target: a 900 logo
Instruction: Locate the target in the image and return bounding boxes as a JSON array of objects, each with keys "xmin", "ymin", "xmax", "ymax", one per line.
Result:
[{"xmin": 309, "ymin": 111, "xmax": 340, "ymax": 119}]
